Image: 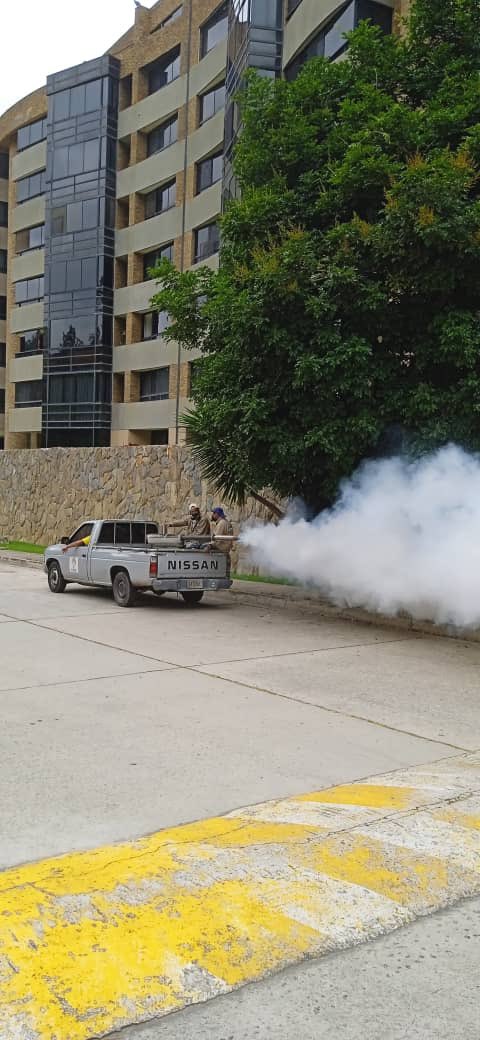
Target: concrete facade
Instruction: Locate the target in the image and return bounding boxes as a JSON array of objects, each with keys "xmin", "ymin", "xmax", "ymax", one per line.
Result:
[{"xmin": 0, "ymin": 0, "xmax": 409, "ymax": 452}]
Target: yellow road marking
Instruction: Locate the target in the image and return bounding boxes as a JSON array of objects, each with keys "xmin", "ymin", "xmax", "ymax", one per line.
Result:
[{"xmin": 1, "ymin": 752, "xmax": 479, "ymax": 1040}]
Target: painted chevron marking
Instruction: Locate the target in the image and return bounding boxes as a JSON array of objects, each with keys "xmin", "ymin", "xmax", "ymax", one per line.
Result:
[{"xmin": 0, "ymin": 752, "xmax": 479, "ymax": 1040}]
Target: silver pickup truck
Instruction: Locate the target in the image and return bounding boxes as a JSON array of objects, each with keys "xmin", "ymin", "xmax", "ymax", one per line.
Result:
[{"xmin": 44, "ymin": 519, "xmax": 232, "ymax": 606}]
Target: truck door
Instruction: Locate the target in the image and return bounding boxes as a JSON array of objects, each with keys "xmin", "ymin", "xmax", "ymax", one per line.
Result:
[{"xmin": 63, "ymin": 523, "xmax": 94, "ymax": 583}]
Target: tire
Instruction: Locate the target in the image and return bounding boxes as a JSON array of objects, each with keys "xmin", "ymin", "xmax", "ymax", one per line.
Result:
[
  {"xmin": 112, "ymin": 570, "xmax": 136, "ymax": 607},
  {"xmin": 48, "ymin": 560, "xmax": 67, "ymax": 594},
  {"xmin": 181, "ymin": 591, "xmax": 204, "ymax": 605}
]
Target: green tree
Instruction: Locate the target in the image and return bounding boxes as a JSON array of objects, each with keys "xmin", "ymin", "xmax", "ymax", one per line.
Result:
[{"xmin": 152, "ymin": 0, "xmax": 480, "ymax": 512}]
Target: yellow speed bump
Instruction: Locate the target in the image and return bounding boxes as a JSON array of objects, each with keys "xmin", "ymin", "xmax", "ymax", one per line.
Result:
[{"xmin": 1, "ymin": 752, "xmax": 479, "ymax": 1040}]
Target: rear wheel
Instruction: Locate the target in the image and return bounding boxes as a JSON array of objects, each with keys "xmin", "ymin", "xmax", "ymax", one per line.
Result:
[
  {"xmin": 48, "ymin": 560, "xmax": 67, "ymax": 594},
  {"xmin": 181, "ymin": 590, "xmax": 204, "ymax": 605},
  {"xmin": 112, "ymin": 570, "xmax": 136, "ymax": 607}
]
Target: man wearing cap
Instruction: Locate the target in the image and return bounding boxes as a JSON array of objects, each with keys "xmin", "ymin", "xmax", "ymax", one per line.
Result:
[
  {"xmin": 210, "ymin": 507, "xmax": 234, "ymax": 573},
  {"xmin": 170, "ymin": 503, "xmax": 211, "ymax": 539}
]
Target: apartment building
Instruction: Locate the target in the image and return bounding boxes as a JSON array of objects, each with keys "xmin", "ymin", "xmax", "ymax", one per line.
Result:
[{"xmin": 0, "ymin": 0, "xmax": 403, "ymax": 451}]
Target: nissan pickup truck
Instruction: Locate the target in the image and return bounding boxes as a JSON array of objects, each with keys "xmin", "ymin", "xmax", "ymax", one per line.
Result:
[{"xmin": 44, "ymin": 519, "xmax": 232, "ymax": 606}]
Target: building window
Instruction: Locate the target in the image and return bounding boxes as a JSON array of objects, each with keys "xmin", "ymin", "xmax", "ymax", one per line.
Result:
[
  {"xmin": 52, "ymin": 79, "xmax": 105, "ymax": 122},
  {"xmin": 51, "ymin": 198, "xmax": 101, "ymax": 237},
  {"xmin": 17, "ymin": 118, "xmax": 47, "ymax": 152},
  {"xmin": 146, "ymin": 47, "xmax": 181, "ymax": 95},
  {"xmin": 19, "ymin": 329, "xmax": 45, "ymax": 354},
  {"xmin": 17, "ymin": 170, "xmax": 46, "ymax": 203},
  {"xmin": 0, "ymin": 202, "xmax": 7, "ymax": 227},
  {"xmin": 142, "ymin": 311, "xmax": 170, "ymax": 340},
  {"xmin": 287, "ymin": 0, "xmax": 303, "ymax": 14},
  {"xmin": 0, "ymin": 297, "xmax": 6, "ymax": 320},
  {"xmin": 194, "ymin": 222, "xmax": 220, "ymax": 262},
  {"xmin": 286, "ymin": 0, "xmax": 393, "ymax": 78},
  {"xmin": 0, "ymin": 343, "xmax": 5, "ymax": 366},
  {"xmin": 145, "ymin": 179, "xmax": 176, "ymax": 219},
  {"xmin": 16, "ymin": 225, "xmax": 45, "ymax": 253},
  {"xmin": 151, "ymin": 429, "xmax": 169, "ymax": 444},
  {"xmin": 152, "ymin": 5, "xmax": 183, "ymax": 31},
  {"xmin": 15, "ymin": 276, "xmax": 44, "ymax": 305},
  {"xmin": 48, "ymin": 257, "xmax": 107, "ymax": 295},
  {"xmin": 147, "ymin": 115, "xmax": 178, "ymax": 157},
  {"xmin": 49, "ymin": 316, "xmax": 109, "ymax": 355},
  {"xmin": 0, "ymin": 249, "xmax": 6, "ymax": 273},
  {"xmin": 196, "ymin": 151, "xmax": 223, "ymax": 193},
  {"xmin": 52, "ymin": 139, "xmax": 100, "ymax": 180},
  {"xmin": 0, "ymin": 390, "xmax": 4, "ymax": 412},
  {"xmin": 15, "ymin": 380, "xmax": 43, "ymax": 408},
  {"xmin": 143, "ymin": 243, "xmax": 174, "ymax": 280},
  {"xmin": 201, "ymin": 3, "xmax": 228, "ymax": 57},
  {"xmin": 0, "ymin": 153, "xmax": 8, "ymax": 179},
  {"xmin": 139, "ymin": 368, "xmax": 170, "ymax": 401},
  {"xmin": 199, "ymin": 81, "xmax": 225, "ymax": 123}
]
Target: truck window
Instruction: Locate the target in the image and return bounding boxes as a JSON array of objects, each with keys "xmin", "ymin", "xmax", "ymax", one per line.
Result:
[
  {"xmin": 69, "ymin": 523, "xmax": 94, "ymax": 544},
  {"xmin": 131, "ymin": 522, "xmax": 146, "ymax": 544},
  {"xmin": 115, "ymin": 522, "xmax": 131, "ymax": 545},
  {"xmin": 97, "ymin": 522, "xmax": 115, "ymax": 544},
  {"xmin": 146, "ymin": 523, "xmax": 158, "ymax": 537}
]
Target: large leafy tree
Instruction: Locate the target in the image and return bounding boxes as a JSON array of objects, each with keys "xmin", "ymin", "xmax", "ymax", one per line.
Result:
[{"xmin": 152, "ymin": 0, "xmax": 480, "ymax": 512}]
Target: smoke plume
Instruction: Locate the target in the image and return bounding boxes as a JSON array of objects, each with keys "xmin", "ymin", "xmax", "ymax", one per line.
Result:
[{"xmin": 241, "ymin": 445, "xmax": 480, "ymax": 629}]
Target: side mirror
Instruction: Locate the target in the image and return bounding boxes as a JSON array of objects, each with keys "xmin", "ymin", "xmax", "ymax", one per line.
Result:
[{"xmin": 60, "ymin": 537, "xmax": 69, "ymax": 545}]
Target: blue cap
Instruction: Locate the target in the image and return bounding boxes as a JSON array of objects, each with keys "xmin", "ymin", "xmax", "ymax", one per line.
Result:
[{"xmin": 212, "ymin": 507, "xmax": 225, "ymax": 518}]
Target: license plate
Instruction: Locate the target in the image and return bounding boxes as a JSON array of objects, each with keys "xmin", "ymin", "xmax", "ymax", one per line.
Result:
[{"xmin": 187, "ymin": 579, "xmax": 203, "ymax": 590}]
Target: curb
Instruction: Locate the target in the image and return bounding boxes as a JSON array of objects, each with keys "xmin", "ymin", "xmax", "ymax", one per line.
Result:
[
  {"xmin": 2, "ymin": 551, "xmax": 479, "ymax": 645},
  {"xmin": 1, "ymin": 752, "xmax": 479, "ymax": 1040}
]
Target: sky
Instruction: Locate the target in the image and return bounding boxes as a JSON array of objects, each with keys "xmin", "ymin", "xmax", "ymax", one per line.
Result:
[{"xmin": 1, "ymin": 0, "xmax": 158, "ymax": 115}]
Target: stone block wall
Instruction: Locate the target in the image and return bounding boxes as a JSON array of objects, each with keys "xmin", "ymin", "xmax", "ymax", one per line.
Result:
[{"xmin": 0, "ymin": 446, "xmax": 275, "ymax": 573}]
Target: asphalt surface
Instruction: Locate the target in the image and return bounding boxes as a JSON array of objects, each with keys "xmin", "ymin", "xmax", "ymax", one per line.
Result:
[
  {"xmin": 114, "ymin": 898, "xmax": 480, "ymax": 1040},
  {"xmin": 0, "ymin": 560, "xmax": 479, "ymax": 1038}
]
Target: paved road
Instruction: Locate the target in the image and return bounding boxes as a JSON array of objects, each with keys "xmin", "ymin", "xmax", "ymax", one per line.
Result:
[{"xmin": 0, "ymin": 561, "xmax": 479, "ymax": 1038}]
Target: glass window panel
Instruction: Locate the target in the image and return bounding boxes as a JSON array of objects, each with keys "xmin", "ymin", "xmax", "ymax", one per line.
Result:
[
  {"xmin": 201, "ymin": 3, "xmax": 228, "ymax": 56},
  {"xmin": 29, "ymin": 225, "xmax": 45, "ymax": 249},
  {"xmin": 70, "ymin": 84, "xmax": 86, "ymax": 116},
  {"xmin": 66, "ymin": 259, "xmax": 82, "ymax": 291},
  {"xmin": 51, "ymin": 262, "xmax": 67, "ymax": 293},
  {"xmin": 131, "ymin": 523, "xmax": 146, "ymax": 544},
  {"xmin": 115, "ymin": 522, "xmax": 131, "ymax": 545},
  {"xmin": 83, "ymin": 139, "xmax": 100, "ymax": 172},
  {"xmin": 0, "ymin": 297, "xmax": 6, "ymax": 319},
  {"xmin": 53, "ymin": 89, "xmax": 70, "ymax": 121},
  {"xmin": 54, "ymin": 147, "xmax": 69, "ymax": 179},
  {"xmin": 0, "ymin": 343, "xmax": 6, "ymax": 366},
  {"xmin": 84, "ymin": 199, "xmax": 99, "ymax": 229},
  {"xmin": 68, "ymin": 142, "xmax": 84, "ymax": 175},
  {"xmin": 66, "ymin": 202, "xmax": 82, "ymax": 232},
  {"xmin": 0, "ymin": 202, "xmax": 7, "ymax": 227},
  {"xmin": 81, "ymin": 257, "xmax": 97, "ymax": 288},
  {"xmin": 324, "ymin": 1, "xmax": 355, "ymax": 59},
  {"xmin": 85, "ymin": 79, "xmax": 102, "ymax": 112},
  {"xmin": 98, "ymin": 522, "xmax": 115, "ymax": 544},
  {"xmin": 52, "ymin": 206, "xmax": 67, "ymax": 235},
  {"xmin": 0, "ymin": 250, "xmax": 7, "ymax": 273}
]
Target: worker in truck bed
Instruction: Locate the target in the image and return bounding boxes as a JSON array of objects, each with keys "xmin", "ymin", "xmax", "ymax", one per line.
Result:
[
  {"xmin": 169, "ymin": 503, "xmax": 211, "ymax": 539},
  {"xmin": 210, "ymin": 507, "xmax": 234, "ymax": 574}
]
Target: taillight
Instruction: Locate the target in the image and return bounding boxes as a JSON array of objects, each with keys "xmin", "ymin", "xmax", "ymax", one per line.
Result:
[{"xmin": 149, "ymin": 556, "xmax": 158, "ymax": 578}]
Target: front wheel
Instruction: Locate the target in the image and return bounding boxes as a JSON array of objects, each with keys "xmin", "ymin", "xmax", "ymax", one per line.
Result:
[
  {"xmin": 181, "ymin": 591, "xmax": 204, "ymax": 606},
  {"xmin": 48, "ymin": 560, "xmax": 67, "ymax": 594},
  {"xmin": 112, "ymin": 570, "xmax": 136, "ymax": 607}
]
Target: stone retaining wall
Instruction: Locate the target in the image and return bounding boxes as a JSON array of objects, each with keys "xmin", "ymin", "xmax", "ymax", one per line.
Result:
[{"xmin": 0, "ymin": 446, "xmax": 273, "ymax": 571}]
